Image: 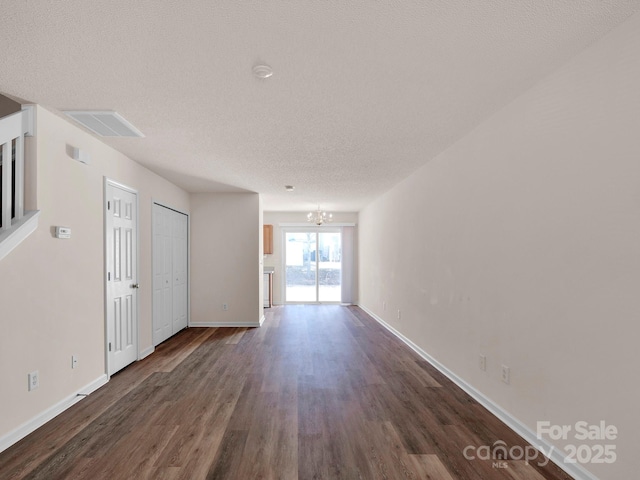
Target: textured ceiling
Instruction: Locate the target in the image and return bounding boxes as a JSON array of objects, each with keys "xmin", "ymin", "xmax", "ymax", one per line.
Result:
[{"xmin": 1, "ymin": 1, "xmax": 639, "ymax": 211}]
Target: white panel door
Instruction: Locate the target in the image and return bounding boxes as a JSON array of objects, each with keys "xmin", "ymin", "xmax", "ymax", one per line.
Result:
[
  {"xmin": 172, "ymin": 212, "xmax": 188, "ymax": 332},
  {"xmin": 153, "ymin": 204, "xmax": 172, "ymax": 345},
  {"xmin": 105, "ymin": 182, "xmax": 138, "ymax": 375},
  {"xmin": 153, "ymin": 204, "xmax": 188, "ymax": 346}
]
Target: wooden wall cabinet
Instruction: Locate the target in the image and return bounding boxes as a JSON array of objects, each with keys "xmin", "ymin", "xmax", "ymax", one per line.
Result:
[{"xmin": 263, "ymin": 224, "xmax": 273, "ymax": 254}]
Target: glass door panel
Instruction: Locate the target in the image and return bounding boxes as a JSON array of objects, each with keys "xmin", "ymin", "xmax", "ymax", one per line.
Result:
[
  {"xmin": 285, "ymin": 232, "xmax": 317, "ymax": 302},
  {"xmin": 318, "ymin": 232, "xmax": 341, "ymax": 302}
]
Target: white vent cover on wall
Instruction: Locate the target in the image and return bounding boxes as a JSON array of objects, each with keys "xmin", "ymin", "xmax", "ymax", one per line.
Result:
[{"xmin": 63, "ymin": 111, "xmax": 144, "ymax": 138}]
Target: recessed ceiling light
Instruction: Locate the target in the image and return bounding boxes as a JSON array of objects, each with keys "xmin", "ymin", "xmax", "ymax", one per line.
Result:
[
  {"xmin": 285, "ymin": 185, "xmax": 294, "ymax": 191},
  {"xmin": 253, "ymin": 64, "xmax": 273, "ymax": 79}
]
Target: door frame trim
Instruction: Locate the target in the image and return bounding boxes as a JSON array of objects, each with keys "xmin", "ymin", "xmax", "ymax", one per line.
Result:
[{"xmin": 103, "ymin": 177, "xmax": 140, "ymax": 377}]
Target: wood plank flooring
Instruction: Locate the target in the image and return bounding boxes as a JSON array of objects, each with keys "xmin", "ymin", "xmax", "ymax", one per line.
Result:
[{"xmin": 0, "ymin": 305, "xmax": 572, "ymax": 479}]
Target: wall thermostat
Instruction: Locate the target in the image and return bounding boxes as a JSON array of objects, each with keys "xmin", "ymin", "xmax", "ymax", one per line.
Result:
[{"xmin": 55, "ymin": 227, "xmax": 71, "ymax": 239}]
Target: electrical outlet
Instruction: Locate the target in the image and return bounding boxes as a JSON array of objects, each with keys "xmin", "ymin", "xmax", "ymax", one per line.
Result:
[
  {"xmin": 28, "ymin": 371, "xmax": 39, "ymax": 391},
  {"xmin": 397, "ymin": 309, "xmax": 401, "ymax": 320},
  {"xmin": 501, "ymin": 365, "xmax": 510, "ymax": 384},
  {"xmin": 72, "ymin": 355, "xmax": 78, "ymax": 369},
  {"xmin": 479, "ymin": 354, "xmax": 486, "ymax": 371},
  {"xmin": 222, "ymin": 303, "xmax": 228, "ymax": 311}
]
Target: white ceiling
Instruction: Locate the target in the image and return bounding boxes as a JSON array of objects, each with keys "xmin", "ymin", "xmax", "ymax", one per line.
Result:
[{"xmin": 1, "ymin": 1, "xmax": 638, "ymax": 211}]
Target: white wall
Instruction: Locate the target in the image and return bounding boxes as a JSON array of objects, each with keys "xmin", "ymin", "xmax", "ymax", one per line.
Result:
[
  {"xmin": 190, "ymin": 193, "xmax": 263, "ymax": 326},
  {"xmin": 0, "ymin": 106, "xmax": 190, "ymax": 441},
  {"xmin": 263, "ymin": 211, "xmax": 358, "ymax": 305},
  {"xmin": 359, "ymin": 11, "xmax": 640, "ymax": 480}
]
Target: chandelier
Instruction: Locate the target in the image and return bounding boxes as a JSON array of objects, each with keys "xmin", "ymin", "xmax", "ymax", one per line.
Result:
[{"xmin": 307, "ymin": 206, "xmax": 333, "ymax": 225}]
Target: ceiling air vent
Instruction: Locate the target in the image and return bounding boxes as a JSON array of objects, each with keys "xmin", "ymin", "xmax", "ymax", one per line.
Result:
[{"xmin": 63, "ymin": 111, "xmax": 144, "ymax": 138}]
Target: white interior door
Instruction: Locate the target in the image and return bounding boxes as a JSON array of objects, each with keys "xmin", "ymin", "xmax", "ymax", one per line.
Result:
[
  {"xmin": 153, "ymin": 203, "xmax": 188, "ymax": 346},
  {"xmin": 172, "ymin": 212, "xmax": 188, "ymax": 332},
  {"xmin": 105, "ymin": 181, "xmax": 138, "ymax": 375},
  {"xmin": 153, "ymin": 204, "xmax": 172, "ymax": 345}
]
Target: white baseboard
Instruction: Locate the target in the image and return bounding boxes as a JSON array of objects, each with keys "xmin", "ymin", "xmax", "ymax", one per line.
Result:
[
  {"xmin": 139, "ymin": 346, "xmax": 154, "ymax": 360},
  {"xmin": 358, "ymin": 305, "xmax": 599, "ymax": 480},
  {"xmin": 0, "ymin": 374, "xmax": 108, "ymax": 454},
  {"xmin": 190, "ymin": 321, "xmax": 263, "ymax": 328}
]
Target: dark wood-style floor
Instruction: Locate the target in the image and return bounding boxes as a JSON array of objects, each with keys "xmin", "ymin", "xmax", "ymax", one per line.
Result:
[{"xmin": 0, "ymin": 306, "xmax": 571, "ymax": 480}]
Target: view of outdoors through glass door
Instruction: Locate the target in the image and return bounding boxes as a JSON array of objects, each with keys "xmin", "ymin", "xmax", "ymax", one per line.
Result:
[{"xmin": 285, "ymin": 231, "xmax": 341, "ymax": 303}]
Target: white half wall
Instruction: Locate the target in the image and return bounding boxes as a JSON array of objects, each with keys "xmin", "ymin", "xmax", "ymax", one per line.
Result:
[
  {"xmin": 358, "ymin": 11, "xmax": 640, "ymax": 480},
  {"xmin": 190, "ymin": 193, "xmax": 262, "ymax": 326}
]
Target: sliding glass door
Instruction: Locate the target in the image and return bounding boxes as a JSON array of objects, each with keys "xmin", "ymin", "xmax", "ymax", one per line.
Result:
[
  {"xmin": 318, "ymin": 231, "xmax": 341, "ymax": 302},
  {"xmin": 285, "ymin": 232, "xmax": 317, "ymax": 302},
  {"xmin": 285, "ymin": 230, "xmax": 341, "ymax": 303}
]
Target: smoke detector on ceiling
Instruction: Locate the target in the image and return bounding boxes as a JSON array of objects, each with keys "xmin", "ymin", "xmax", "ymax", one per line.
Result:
[
  {"xmin": 253, "ymin": 64, "xmax": 273, "ymax": 79},
  {"xmin": 63, "ymin": 110, "xmax": 144, "ymax": 138}
]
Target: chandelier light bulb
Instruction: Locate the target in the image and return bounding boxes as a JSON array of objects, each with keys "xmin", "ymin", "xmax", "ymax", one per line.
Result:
[{"xmin": 307, "ymin": 205, "xmax": 333, "ymax": 225}]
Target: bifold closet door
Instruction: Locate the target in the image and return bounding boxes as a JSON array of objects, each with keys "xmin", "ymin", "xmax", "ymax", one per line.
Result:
[
  {"xmin": 153, "ymin": 204, "xmax": 172, "ymax": 345},
  {"xmin": 172, "ymin": 212, "xmax": 188, "ymax": 332},
  {"xmin": 153, "ymin": 204, "xmax": 188, "ymax": 346}
]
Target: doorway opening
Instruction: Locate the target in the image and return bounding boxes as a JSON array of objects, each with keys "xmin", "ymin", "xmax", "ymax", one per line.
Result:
[{"xmin": 284, "ymin": 229, "xmax": 341, "ymax": 303}]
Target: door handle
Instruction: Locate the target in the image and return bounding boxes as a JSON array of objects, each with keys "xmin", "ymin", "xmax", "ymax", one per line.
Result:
[{"xmin": 131, "ymin": 283, "xmax": 140, "ymax": 289}]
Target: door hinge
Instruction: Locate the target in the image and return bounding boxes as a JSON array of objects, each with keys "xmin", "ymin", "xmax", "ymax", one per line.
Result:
[
  {"xmin": 107, "ymin": 201, "xmax": 111, "ymax": 210},
  {"xmin": 109, "ymin": 342, "xmax": 112, "ymax": 352},
  {"xmin": 108, "ymin": 272, "xmax": 111, "ymax": 281}
]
